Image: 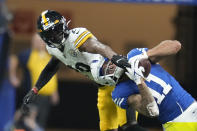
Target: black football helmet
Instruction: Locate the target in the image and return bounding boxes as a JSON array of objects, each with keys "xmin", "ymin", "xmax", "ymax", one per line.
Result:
[{"xmin": 37, "ymin": 10, "xmax": 69, "ymax": 48}]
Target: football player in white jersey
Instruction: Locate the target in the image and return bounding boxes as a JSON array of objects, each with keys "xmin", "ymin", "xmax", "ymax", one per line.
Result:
[{"xmin": 22, "ymin": 10, "xmax": 145, "ymax": 131}]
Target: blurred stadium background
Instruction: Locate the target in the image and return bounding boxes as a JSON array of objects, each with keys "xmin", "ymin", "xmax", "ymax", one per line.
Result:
[{"xmin": 1, "ymin": 0, "xmax": 197, "ymax": 131}]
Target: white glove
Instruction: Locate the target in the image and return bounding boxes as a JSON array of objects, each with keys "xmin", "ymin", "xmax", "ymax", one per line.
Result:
[
  {"xmin": 125, "ymin": 58, "xmax": 145, "ymax": 85},
  {"xmin": 128, "ymin": 51, "xmax": 148, "ymax": 63}
]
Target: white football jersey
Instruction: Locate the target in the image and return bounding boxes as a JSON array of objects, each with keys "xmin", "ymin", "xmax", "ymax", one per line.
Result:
[{"xmin": 46, "ymin": 27, "xmax": 104, "ymax": 81}]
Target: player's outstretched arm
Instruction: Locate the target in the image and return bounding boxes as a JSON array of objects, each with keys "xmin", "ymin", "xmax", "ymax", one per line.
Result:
[
  {"xmin": 79, "ymin": 38, "xmax": 130, "ymax": 69},
  {"xmin": 127, "ymin": 79, "xmax": 159, "ymax": 117},
  {"xmin": 79, "ymin": 38, "xmax": 116, "ymax": 59},
  {"xmin": 22, "ymin": 56, "xmax": 60, "ymax": 113},
  {"xmin": 147, "ymin": 40, "xmax": 181, "ymax": 63},
  {"xmin": 35, "ymin": 56, "xmax": 60, "ymax": 90},
  {"xmin": 125, "ymin": 59, "xmax": 159, "ymax": 117}
]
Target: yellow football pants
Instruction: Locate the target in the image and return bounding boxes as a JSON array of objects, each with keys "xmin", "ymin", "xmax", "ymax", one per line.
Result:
[
  {"xmin": 97, "ymin": 86, "xmax": 127, "ymax": 131},
  {"xmin": 163, "ymin": 122, "xmax": 197, "ymax": 131}
]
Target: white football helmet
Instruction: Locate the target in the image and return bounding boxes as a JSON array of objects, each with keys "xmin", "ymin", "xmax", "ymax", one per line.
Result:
[{"xmin": 91, "ymin": 57, "xmax": 124, "ymax": 86}]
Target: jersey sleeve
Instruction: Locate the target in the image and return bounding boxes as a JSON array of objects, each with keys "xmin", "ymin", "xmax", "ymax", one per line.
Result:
[
  {"xmin": 73, "ymin": 28, "xmax": 94, "ymax": 49},
  {"xmin": 127, "ymin": 48, "xmax": 148, "ymax": 60}
]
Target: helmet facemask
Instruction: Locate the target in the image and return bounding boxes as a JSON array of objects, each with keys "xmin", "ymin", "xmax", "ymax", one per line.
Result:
[
  {"xmin": 91, "ymin": 58, "xmax": 124, "ymax": 86},
  {"xmin": 100, "ymin": 61, "xmax": 123, "ymax": 85}
]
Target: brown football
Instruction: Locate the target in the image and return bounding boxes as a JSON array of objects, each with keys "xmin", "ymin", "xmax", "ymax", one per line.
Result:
[{"xmin": 138, "ymin": 58, "xmax": 151, "ymax": 77}]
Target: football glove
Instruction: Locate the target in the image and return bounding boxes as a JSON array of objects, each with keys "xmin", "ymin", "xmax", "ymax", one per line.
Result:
[
  {"xmin": 21, "ymin": 87, "xmax": 38, "ymax": 114},
  {"xmin": 125, "ymin": 58, "xmax": 145, "ymax": 85},
  {"xmin": 111, "ymin": 55, "xmax": 131, "ymax": 69}
]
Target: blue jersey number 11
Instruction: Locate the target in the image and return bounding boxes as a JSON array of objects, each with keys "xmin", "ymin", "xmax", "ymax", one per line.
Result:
[{"xmin": 146, "ymin": 74, "xmax": 172, "ymax": 104}]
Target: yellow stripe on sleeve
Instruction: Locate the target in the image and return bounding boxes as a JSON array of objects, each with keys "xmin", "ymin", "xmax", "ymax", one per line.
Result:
[
  {"xmin": 74, "ymin": 30, "xmax": 93, "ymax": 48},
  {"xmin": 74, "ymin": 31, "xmax": 88, "ymax": 45},
  {"xmin": 76, "ymin": 33, "xmax": 93, "ymax": 48}
]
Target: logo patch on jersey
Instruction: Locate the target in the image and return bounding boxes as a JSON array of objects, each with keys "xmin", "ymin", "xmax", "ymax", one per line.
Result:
[{"xmin": 69, "ymin": 49, "xmax": 77, "ymax": 57}]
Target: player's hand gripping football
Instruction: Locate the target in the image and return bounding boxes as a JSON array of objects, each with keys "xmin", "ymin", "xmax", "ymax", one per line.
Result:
[
  {"xmin": 21, "ymin": 87, "xmax": 38, "ymax": 114},
  {"xmin": 125, "ymin": 51, "xmax": 151, "ymax": 85},
  {"xmin": 111, "ymin": 55, "xmax": 131, "ymax": 69},
  {"xmin": 125, "ymin": 57, "xmax": 145, "ymax": 85}
]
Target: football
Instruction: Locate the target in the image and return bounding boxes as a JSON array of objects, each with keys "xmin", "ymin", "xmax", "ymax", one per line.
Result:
[{"xmin": 138, "ymin": 58, "xmax": 151, "ymax": 77}]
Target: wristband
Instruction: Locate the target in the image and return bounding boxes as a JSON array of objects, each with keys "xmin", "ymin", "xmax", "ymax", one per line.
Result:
[{"xmin": 32, "ymin": 87, "xmax": 38, "ymax": 94}]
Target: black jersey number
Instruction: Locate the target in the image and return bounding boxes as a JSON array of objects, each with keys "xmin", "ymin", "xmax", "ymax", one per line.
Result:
[{"xmin": 75, "ymin": 62, "xmax": 90, "ymax": 72}]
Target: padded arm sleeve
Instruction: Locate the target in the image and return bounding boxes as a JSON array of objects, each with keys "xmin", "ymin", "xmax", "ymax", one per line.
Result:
[{"xmin": 35, "ymin": 57, "xmax": 60, "ymax": 90}]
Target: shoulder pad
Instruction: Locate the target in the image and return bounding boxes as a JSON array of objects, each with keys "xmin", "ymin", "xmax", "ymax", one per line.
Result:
[{"xmin": 69, "ymin": 27, "xmax": 94, "ymax": 48}]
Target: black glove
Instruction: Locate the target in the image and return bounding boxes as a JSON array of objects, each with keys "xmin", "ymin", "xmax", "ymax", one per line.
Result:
[
  {"xmin": 21, "ymin": 87, "xmax": 38, "ymax": 114},
  {"xmin": 111, "ymin": 55, "xmax": 131, "ymax": 69}
]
